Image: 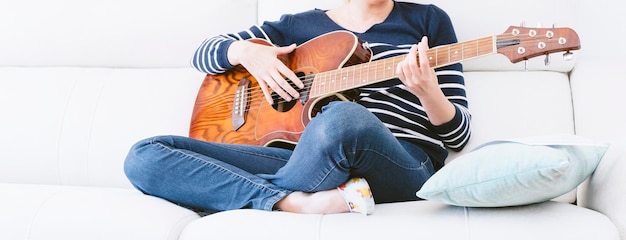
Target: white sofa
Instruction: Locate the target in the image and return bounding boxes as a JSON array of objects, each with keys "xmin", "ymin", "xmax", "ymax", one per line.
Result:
[{"xmin": 1, "ymin": 0, "xmax": 624, "ymax": 239}]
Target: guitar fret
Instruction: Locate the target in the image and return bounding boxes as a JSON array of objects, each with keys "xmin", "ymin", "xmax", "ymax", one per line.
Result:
[
  {"xmin": 328, "ymin": 70, "xmax": 341, "ymax": 91},
  {"xmin": 328, "ymin": 70, "xmax": 343, "ymax": 91},
  {"xmin": 346, "ymin": 68, "xmax": 350, "ymax": 91},
  {"xmin": 450, "ymin": 44, "xmax": 461, "ymax": 63},
  {"xmin": 352, "ymin": 66, "xmax": 359, "ymax": 90},
  {"xmin": 354, "ymin": 67, "xmax": 357, "ymax": 86},
  {"xmin": 368, "ymin": 62, "xmax": 378, "ymax": 83},
  {"xmin": 326, "ymin": 71, "xmax": 331, "ymax": 94},
  {"xmin": 326, "ymin": 71, "xmax": 330, "ymax": 94},
  {"xmin": 435, "ymin": 47, "xmax": 438, "ymax": 66},
  {"xmin": 361, "ymin": 64, "xmax": 368, "ymax": 87},
  {"xmin": 315, "ymin": 73, "xmax": 320, "ymax": 96},
  {"xmin": 474, "ymin": 39, "xmax": 479, "ymax": 58},
  {"xmin": 341, "ymin": 68, "xmax": 350, "ymax": 91},
  {"xmin": 344, "ymin": 69, "xmax": 354, "ymax": 91},
  {"xmin": 360, "ymin": 64, "xmax": 365, "ymax": 85},
  {"xmin": 460, "ymin": 43, "xmax": 464, "ymax": 60},
  {"xmin": 315, "ymin": 73, "xmax": 327, "ymax": 96}
]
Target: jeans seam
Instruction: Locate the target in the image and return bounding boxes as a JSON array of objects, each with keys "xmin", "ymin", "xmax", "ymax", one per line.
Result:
[
  {"xmin": 352, "ymin": 148, "xmax": 426, "ymax": 171},
  {"xmin": 210, "ymin": 143, "xmax": 290, "ymax": 163},
  {"xmin": 152, "ymin": 140, "xmax": 291, "ymax": 210},
  {"xmin": 308, "ymin": 162, "xmax": 343, "ymax": 192}
]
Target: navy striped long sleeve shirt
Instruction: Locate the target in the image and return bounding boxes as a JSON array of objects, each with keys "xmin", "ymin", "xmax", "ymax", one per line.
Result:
[{"xmin": 191, "ymin": 2, "xmax": 471, "ymax": 167}]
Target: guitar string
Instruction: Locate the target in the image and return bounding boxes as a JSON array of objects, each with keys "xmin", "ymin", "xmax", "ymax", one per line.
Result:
[
  {"xmin": 208, "ymin": 41, "xmax": 564, "ymax": 114},
  {"xmin": 202, "ymin": 35, "xmax": 567, "ymax": 112},
  {"xmin": 235, "ymin": 36, "xmax": 562, "ymax": 110},
  {"xmin": 234, "ymin": 36, "xmax": 564, "ymax": 103}
]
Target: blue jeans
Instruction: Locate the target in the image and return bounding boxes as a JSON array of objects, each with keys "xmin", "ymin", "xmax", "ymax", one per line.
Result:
[{"xmin": 124, "ymin": 101, "xmax": 435, "ymax": 212}]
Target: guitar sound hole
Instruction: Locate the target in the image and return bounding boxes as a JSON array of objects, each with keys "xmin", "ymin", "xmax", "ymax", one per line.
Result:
[{"xmin": 271, "ymin": 72, "xmax": 306, "ymax": 112}]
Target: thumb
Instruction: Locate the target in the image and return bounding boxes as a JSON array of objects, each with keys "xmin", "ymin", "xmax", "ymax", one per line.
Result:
[{"xmin": 276, "ymin": 43, "xmax": 297, "ymax": 54}]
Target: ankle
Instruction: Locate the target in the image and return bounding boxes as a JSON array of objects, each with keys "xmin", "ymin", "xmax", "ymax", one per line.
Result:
[{"xmin": 275, "ymin": 190, "xmax": 349, "ymax": 214}]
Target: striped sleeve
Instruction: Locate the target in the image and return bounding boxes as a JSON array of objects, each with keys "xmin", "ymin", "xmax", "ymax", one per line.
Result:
[
  {"xmin": 190, "ymin": 25, "xmax": 278, "ymax": 75},
  {"xmin": 432, "ymin": 103, "xmax": 471, "ymax": 151},
  {"xmin": 432, "ymin": 66, "xmax": 471, "ymax": 151}
]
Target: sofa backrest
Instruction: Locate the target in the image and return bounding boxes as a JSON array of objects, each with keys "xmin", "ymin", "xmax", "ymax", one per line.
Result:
[
  {"xmin": 0, "ymin": 0, "xmax": 260, "ymax": 187},
  {"xmin": 0, "ymin": 0, "xmax": 585, "ymax": 70},
  {"xmin": 0, "ymin": 0, "xmax": 584, "ymax": 195},
  {"xmin": 0, "ymin": 0, "xmax": 258, "ymax": 68}
]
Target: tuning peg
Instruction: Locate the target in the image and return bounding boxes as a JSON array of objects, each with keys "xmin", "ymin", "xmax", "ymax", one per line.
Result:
[
  {"xmin": 563, "ymin": 52, "xmax": 575, "ymax": 61},
  {"xmin": 524, "ymin": 60, "xmax": 528, "ymax": 71},
  {"xmin": 544, "ymin": 54, "xmax": 551, "ymax": 66}
]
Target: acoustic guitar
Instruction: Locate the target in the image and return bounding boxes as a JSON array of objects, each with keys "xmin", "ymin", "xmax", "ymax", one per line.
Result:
[{"xmin": 189, "ymin": 26, "xmax": 580, "ymax": 148}]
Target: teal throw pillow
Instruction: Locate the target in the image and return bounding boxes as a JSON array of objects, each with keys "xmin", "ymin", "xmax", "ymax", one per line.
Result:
[{"xmin": 416, "ymin": 135, "xmax": 609, "ymax": 207}]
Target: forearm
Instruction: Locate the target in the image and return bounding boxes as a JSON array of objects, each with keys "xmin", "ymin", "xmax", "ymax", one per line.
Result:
[{"xmin": 420, "ymin": 89, "xmax": 456, "ymax": 126}]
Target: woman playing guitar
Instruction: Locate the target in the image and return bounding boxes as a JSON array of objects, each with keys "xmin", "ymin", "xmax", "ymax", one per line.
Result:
[{"xmin": 124, "ymin": 0, "xmax": 471, "ymax": 215}]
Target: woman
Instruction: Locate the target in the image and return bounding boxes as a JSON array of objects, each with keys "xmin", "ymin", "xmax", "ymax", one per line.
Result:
[{"xmin": 124, "ymin": 0, "xmax": 471, "ymax": 215}]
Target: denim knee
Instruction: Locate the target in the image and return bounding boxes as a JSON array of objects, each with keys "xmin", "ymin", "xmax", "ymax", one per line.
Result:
[
  {"xmin": 320, "ymin": 101, "xmax": 385, "ymax": 135},
  {"xmin": 123, "ymin": 136, "xmax": 164, "ymax": 193}
]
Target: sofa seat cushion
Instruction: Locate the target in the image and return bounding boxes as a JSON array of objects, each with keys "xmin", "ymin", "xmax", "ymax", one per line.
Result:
[
  {"xmin": 0, "ymin": 183, "xmax": 200, "ymax": 240},
  {"xmin": 180, "ymin": 201, "xmax": 618, "ymax": 240}
]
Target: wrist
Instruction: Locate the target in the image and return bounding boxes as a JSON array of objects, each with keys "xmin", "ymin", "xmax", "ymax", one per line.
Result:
[
  {"xmin": 421, "ymin": 90, "xmax": 456, "ymax": 126},
  {"xmin": 227, "ymin": 40, "xmax": 250, "ymax": 66}
]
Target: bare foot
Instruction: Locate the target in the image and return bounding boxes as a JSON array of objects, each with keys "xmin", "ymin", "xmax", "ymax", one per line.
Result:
[{"xmin": 275, "ymin": 189, "xmax": 349, "ymax": 214}]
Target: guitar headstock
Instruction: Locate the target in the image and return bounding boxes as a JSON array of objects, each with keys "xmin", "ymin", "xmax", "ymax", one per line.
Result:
[{"xmin": 496, "ymin": 26, "xmax": 581, "ymax": 63}]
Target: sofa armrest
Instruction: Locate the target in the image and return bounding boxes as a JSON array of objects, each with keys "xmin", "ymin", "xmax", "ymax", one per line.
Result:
[
  {"xmin": 578, "ymin": 140, "xmax": 626, "ymax": 239},
  {"xmin": 571, "ymin": 59, "xmax": 626, "ymax": 240}
]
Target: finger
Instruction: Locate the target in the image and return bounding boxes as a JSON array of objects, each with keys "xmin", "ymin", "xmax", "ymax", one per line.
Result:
[
  {"xmin": 405, "ymin": 44, "xmax": 420, "ymax": 85},
  {"xmin": 417, "ymin": 36, "xmax": 430, "ymax": 70},
  {"xmin": 272, "ymin": 72, "xmax": 300, "ymax": 100},
  {"xmin": 277, "ymin": 63, "xmax": 304, "ymax": 89},
  {"xmin": 402, "ymin": 59, "xmax": 414, "ymax": 82},
  {"xmin": 396, "ymin": 61, "xmax": 406, "ymax": 81},
  {"xmin": 275, "ymin": 45, "xmax": 303, "ymax": 89},
  {"xmin": 268, "ymin": 71, "xmax": 294, "ymax": 101},
  {"xmin": 396, "ymin": 64, "xmax": 412, "ymax": 86},
  {"xmin": 408, "ymin": 44, "xmax": 419, "ymax": 71},
  {"xmin": 396, "ymin": 45, "xmax": 416, "ymax": 79},
  {"xmin": 276, "ymin": 43, "xmax": 297, "ymax": 55},
  {"xmin": 274, "ymin": 44, "xmax": 300, "ymax": 88},
  {"xmin": 398, "ymin": 62, "xmax": 418, "ymax": 90},
  {"xmin": 257, "ymin": 78, "xmax": 274, "ymax": 104}
]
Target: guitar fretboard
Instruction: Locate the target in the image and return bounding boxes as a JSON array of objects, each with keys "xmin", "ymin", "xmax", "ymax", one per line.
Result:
[{"xmin": 310, "ymin": 36, "xmax": 495, "ymax": 97}]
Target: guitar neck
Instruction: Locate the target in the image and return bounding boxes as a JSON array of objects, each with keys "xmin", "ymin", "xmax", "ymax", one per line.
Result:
[{"xmin": 309, "ymin": 36, "xmax": 495, "ymax": 97}]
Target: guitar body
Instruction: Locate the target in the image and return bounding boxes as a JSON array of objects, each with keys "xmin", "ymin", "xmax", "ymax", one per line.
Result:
[{"xmin": 189, "ymin": 31, "xmax": 372, "ymax": 147}]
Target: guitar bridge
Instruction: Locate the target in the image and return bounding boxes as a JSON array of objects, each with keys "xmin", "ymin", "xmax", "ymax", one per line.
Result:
[{"xmin": 232, "ymin": 78, "xmax": 250, "ymax": 131}]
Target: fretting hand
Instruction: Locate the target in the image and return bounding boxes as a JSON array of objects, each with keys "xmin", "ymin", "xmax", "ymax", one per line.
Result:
[
  {"xmin": 395, "ymin": 36, "xmax": 440, "ymax": 98},
  {"xmin": 396, "ymin": 36, "xmax": 456, "ymax": 126}
]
